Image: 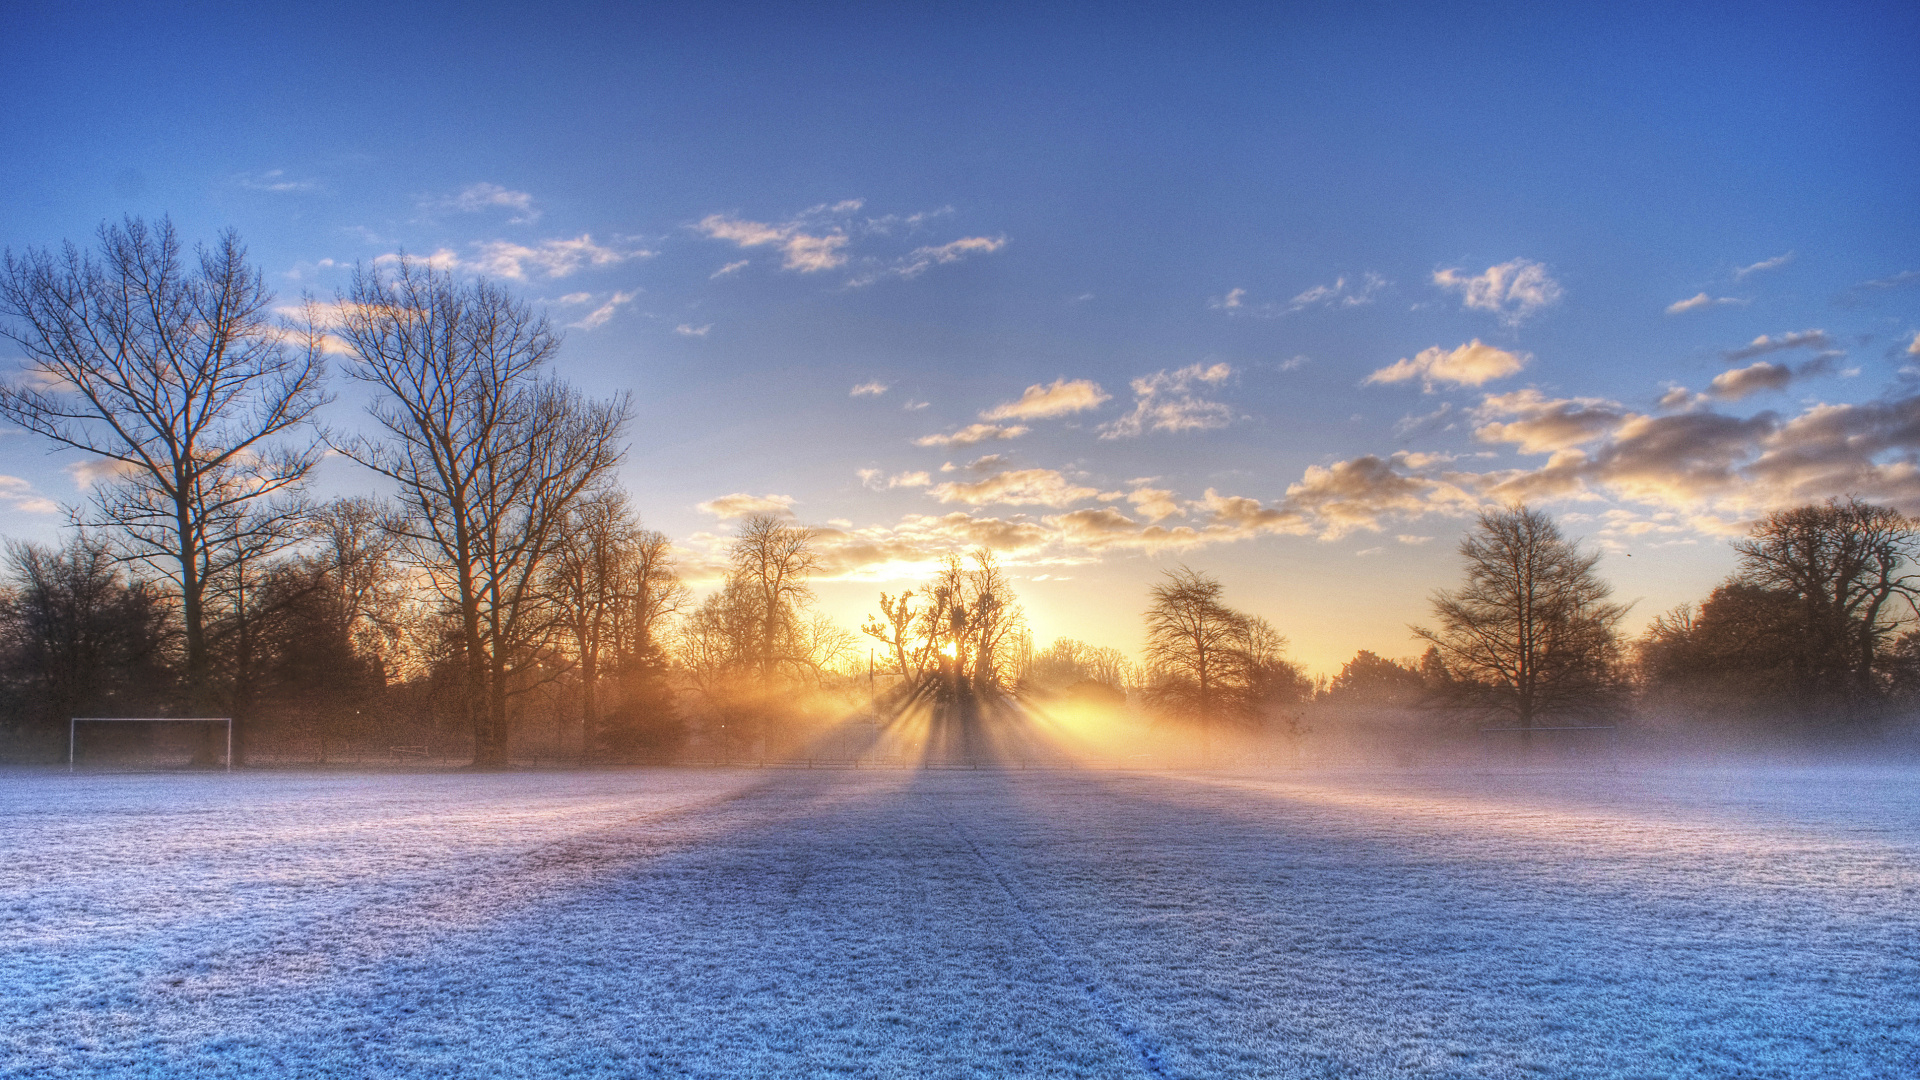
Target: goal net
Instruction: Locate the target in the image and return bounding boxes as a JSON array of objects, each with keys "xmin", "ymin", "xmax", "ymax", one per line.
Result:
[{"xmin": 69, "ymin": 718, "xmax": 232, "ymax": 772}]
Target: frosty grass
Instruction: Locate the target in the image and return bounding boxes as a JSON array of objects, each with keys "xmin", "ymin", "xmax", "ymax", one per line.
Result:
[{"xmin": 2, "ymin": 763, "xmax": 1917, "ymax": 1077}]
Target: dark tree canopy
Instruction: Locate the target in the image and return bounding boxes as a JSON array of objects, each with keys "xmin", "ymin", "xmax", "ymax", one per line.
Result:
[{"xmin": 1416, "ymin": 505, "xmax": 1628, "ymax": 728}]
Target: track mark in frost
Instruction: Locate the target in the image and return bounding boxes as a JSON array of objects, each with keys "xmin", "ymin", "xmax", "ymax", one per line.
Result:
[{"xmin": 938, "ymin": 802, "xmax": 1177, "ymax": 1080}]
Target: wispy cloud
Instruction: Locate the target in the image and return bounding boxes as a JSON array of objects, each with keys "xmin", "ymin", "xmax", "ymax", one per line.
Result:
[
  {"xmin": 1433, "ymin": 259, "xmax": 1562, "ymax": 325},
  {"xmin": 1209, "ymin": 274, "xmax": 1387, "ymax": 318},
  {"xmin": 914, "ymin": 423, "xmax": 1029, "ymax": 448},
  {"xmin": 886, "ymin": 236, "xmax": 1006, "ymax": 280},
  {"xmin": 0, "ymin": 475, "xmax": 59, "ymax": 514},
  {"xmin": 858, "ymin": 468, "xmax": 931, "ymax": 490},
  {"xmin": 65, "ymin": 458, "xmax": 141, "ymax": 490},
  {"xmin": 1472, "ymin": 389, "xmax": 1628, "ymax": 453},
  {"xmin": 851, "ymin": 381, "xmax": 889, "ymax": 397},
  {"xmin": 710, "ymin": 260, "xmax": 749, "ymax": 279},
  {"xmin": 698, "ymin": 211, "xmax": 852, "ymax": 273},
  {"xmin": 571, "ymin": 290, "xmax": 636, "ymax": 330},
  {"xmin": 386, "ymin": 236, "xmax": 644, "ymax": 280},
  {"xmin": 1733, "ymin": 251, "xmax": 1794, "ymax": 279},
  {"xmin": 698, "ymin": 203, "xmax": 1006, "ymax": 285},
  {"xmin": 930, "ymin": 468, "xmax": 1101, "ymax": 508},
  {"xmin": 436, "ymin": 182, "xmax": 540, "ymax": 223},
  {"xmin": 673, "ymin": 322, "xmax": 711, "ymax": 337},
  {"xmin": 1099, "ymin": 363, "xmax": 1235, "ymax": 439},
  {"xmin": 1724, "ymin": 330, "xmax": 1831, "ymax": 361},
  {"xmin": 1366, "ymin": 340, "xmax": 1528, "ymax": 389},
  {"xmin": 697, "ymin": 492, "xmax": 796, "ymax": 519},
  {"xmin": 1286, "ymin": 272, "xmax": 1388, "ymax": 312},
  {"xmin": 236, "ymin": 169, "xmax": 317, "ymax": 193},
  {"xmin": 980, "ymin": 378, "xmax": 1110, "ymax": 421},
  {"xmin": 1666, "ymin": 292, "xmax": 1747, "ymax": 315}
]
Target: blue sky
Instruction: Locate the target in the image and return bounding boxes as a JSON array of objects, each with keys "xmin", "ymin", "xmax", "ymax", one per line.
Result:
[{"xmin": 2, "ymin": 1, "xmax": 1917, "ymax": 671}]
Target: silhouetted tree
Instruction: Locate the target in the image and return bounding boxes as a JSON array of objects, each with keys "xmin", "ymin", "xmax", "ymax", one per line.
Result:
[
  {"xmin": 1639, "ymin": 499, "xmax": 1920, "ymax": 728},
  {"xmin": 329, "ymin": 258, "xmax": 628, "ymax": 767},
  {"xmin": 1731, "ymin": 498, "xmax": 1920, "ymax": 709},
  {"xmin": 1142, "ymin": 566, "xmax": 1264, "ymax": 735},
  {"xmin": 0, "ymin": 537, "xmax": 170, "ymax": 758},
  {"xmin": 0, "ymin": 217, "xmax": 326, "ymax": 713},
  {"xmin": 547, "ymin": 489, "xmax": 688, "ymax": 758},
  {"xmin": 1415, "ymin": 506, "xmax": 1628, "ymax": 729},
  {"xmin": 1322, "ymin": 650, "xmax": 1427, "ymax": 707}
]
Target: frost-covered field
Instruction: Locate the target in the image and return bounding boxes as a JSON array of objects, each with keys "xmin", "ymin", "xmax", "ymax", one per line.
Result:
[{"xmin": 2, "ymin": 763, "xmax": 1918, "ymax": 1078}]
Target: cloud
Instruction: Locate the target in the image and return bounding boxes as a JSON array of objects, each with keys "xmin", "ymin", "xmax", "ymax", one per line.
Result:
[
  {"xmin": 1432, "ymin": 259, "xmax": 1562, "ymax": 325},
  {"xmin": 914, "ymin": 423, "xmax": 1029, "ymax": 449},
  {"xmin": 571, "ymin": 291, "xmax": 637, "ymax": 330},
  {"xmin": 1666, "ymin": 292, "xmax": 1746, "ymax": 315},
  {"xmin": 858, "ymin": 468, "xmax": 930, "ymax": 490},
  {"xmin": 373, "ymin": 248, "xmax": 462, "ymax": 273},
  {"xmin": 440, "ymin": 183, "xmax": 540, "ymax": 223},
  {"xmin": 903, "ymin": 399, "xmax": 930, "ymax": 411},
  {"xmin": 1472, "ymin": 389, "xmax": 1629, "ymax": 453},
  {"xmin": 1910, "ymin": 333, "xmax": 1920, "ymax": 357},
  {"xmin": 805, "ymin": 511, "xmax": 1056, "ymax": 578},
  {"xmin": 1725, "ymin": 330, "xmax": 1831, "ymax": 361},
  {"xmin": 556, "ymin": 292, "xmax": 593, "ymax": 305},
  {"xmin": 674, "ymin": 323, "xmax": 712, "ymax": 337},
  {"xmin": 237, "ymin": 169, "xmax": 317, "ymax": 193},
  {"xmin": 470, "ymin": 234, "xmax": 639, "ymax": 279},
  {"xmin": 851, "ymin": 381, "xmax": 889, "ymax": 397},
  {"xmin": 697, "ymin": 212, "xmax": 849, "ymax": 273},
  {"xmin": 697, "ymin": 493, "xmax": 796, "ymax": 519},
  {"xmin": 711, "ymin": 260, "xmax": 749, "ymax": 278},
  {"xmin": 1393, "ymin": 402, "xmax": 1457, "ymax": 438},
  {"xmin": 1099, "ymin": 363, "xmax": 1235, "ymax": 439},
  {"xmin": 1126, "ymin": 486, "xmax": 1185, "ymax": 522},
  {"xmin": 1281, "ymin": 457, "xmax": 1479, "ymax": 539},
  {"xmin": 1210, "ymin": 275, "xmax": 1388, "ymax": 318},
  {"xmin": 930, "ymin": 468, "xmax": 1101, "ymax": 508},
  {"xmin": 888, "ymin": 236, "xmax": 1006, "ymax": 280},
  {"xmin": 1366, "ymin": 340, "xmax": 1528, "ymax": 389},
  {"xmin": 1733, "ymin": 252, "xmax": 1794, "ymax": 279},
  {"xmin": 65, "ymin": 457, "xmax": 144, "ymax": 490},
  {"xmin": 980, "ymin": 378, "xmax": 1110, "ymax": 421},
  {"xmin": 1286, "ymin": 272, "xmax": 1388, "ymax": 312},
  {"xmin": 0, "ymin": 475, "xmax": 59, "ymax": 514},
  {"xmin": 1708, "ymin": 361, "xmax": 1793, "ymax": 401}
]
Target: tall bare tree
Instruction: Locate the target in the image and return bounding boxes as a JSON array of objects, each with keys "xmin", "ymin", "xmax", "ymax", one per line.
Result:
[
  {"xmin": 1141, "ymin": 565, "xmax": 1254, "ymax": 732},
  {"xmin": 1415, "ymin": 505, "xmax": 1628, "ymax": 729},
  {"xmin": 547, "ymin": 488, "xmax": 688, "ymax": 755},
  {"xmin": 0, "ymin": 218, "xmax": 327, "ymax": 711},
  {"xmin": 729, "ymin": 514, "xmax": 821, "ymax": 683},
  {"xmin": 329, "ymin": 258, "xmax": 628, "ymax": 767},
  {"xmin": 1732, "ymin": 498, "xmax": 1920, "ymax": 705}
]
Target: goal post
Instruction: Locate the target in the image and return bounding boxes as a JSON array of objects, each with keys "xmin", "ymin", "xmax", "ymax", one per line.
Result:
[{"xmin": 69, "ymin": 718, "xmax": 232, "ymax": 773}]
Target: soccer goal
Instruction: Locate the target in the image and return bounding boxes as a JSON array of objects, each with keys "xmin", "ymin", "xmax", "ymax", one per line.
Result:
[{"xmin": 69, "ymin": 717, "xmax": 232, "ymax": 773}]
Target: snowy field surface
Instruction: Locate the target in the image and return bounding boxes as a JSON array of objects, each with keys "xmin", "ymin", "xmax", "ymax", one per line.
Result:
[{"xmin": 2, "ymin": 764, "xmax": 1918, "ymax": 1078}]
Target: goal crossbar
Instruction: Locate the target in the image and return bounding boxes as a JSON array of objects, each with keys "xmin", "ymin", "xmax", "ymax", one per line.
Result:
[{"xmin": 69, "ymin": 717, "xmax": 232, "ymax": 772}]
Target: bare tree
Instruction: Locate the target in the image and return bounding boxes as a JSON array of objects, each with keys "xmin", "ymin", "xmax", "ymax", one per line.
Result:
[
  {"xmin": 1141, "ymin": 566, "xmax": 1255, "ymax": 734},
  {"xmin": 729, "ymin": 515, "xmax": 821, "ymax": 683},
  {"xmin": 0, "ymin": 217, "xmax": 327, "ymax": 711},
  {"xmin": 1415, "ymin": 505, "xmax": 1629, "ymax": 729},
  {"xmin": 329, "ymin": 258, "xmax": 628, "ymax": 767},
  {"xmin": 547, "ymin": 488, "xmax": 688, "ymax": 755},
  {"xmin": 1732, "ymin": 498, "xmax": 1920, "ymax": 705}
]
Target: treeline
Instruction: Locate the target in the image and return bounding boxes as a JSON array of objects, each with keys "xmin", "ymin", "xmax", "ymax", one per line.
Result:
[
  {"xmin": 3, "ymin": 219, "xmax": 1917, "ymax": 766},
  {"xmin": 1311, "ymin": 501, "xmax": 1920, "ymax": 742}
]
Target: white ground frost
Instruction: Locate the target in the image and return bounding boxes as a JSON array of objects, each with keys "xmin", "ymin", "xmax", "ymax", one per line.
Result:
[{"xmin": 2, "ymin": 763, "xmax": 1917, "ymax": 1077}]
